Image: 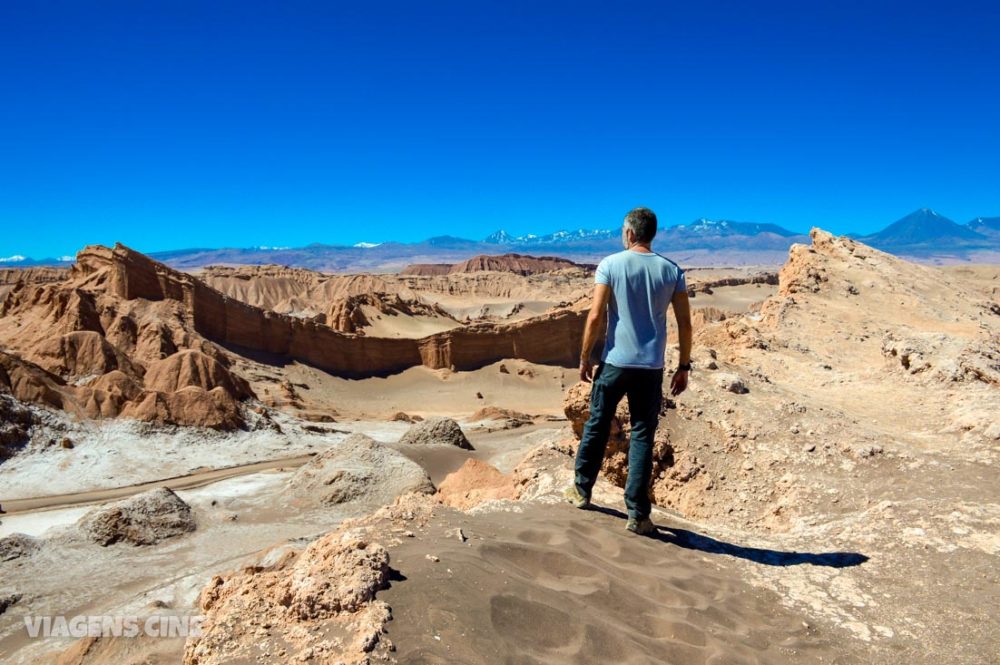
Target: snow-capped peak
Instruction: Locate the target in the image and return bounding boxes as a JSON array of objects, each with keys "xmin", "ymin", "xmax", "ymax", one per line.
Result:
[
  {"xmin": 484, "ymin": 230, "xmax": 514, "ymax": 243},
  {"xmin": 353, "ymin": 242, "xmax": 381, "ymax": 249}
]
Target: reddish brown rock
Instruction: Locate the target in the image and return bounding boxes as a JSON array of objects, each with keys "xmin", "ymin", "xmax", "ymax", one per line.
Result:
[
  {"xmin": 120, "ymin": 387, "xmax": 245, "ymax": 430},
  {"xmin": 31, "ymin": 330, "xmax": 140, "ymax": 379},
  {"xmin": 325, "ymin": 292, "xmax": 457, "ymax": 334},
  {"xmin": 143, "ymin": 349, "xmax": 253, "ymax": 399},
  {"xmin": 436, "ymin": 459, "xmax": 518, "ymax": 509}
]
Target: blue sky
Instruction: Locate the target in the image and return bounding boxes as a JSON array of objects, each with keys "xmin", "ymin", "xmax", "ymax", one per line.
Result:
[{"xmin": 1, "ymin": 1, "xmax": 998, "ymax": 257}]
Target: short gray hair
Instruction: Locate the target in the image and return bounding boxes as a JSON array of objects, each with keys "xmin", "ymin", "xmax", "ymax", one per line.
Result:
[{"xmin": 624, "ymin": 207, "xmax": 657, "ymax": 243}]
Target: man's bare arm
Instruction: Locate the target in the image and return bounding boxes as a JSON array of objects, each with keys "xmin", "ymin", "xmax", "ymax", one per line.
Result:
[
  {"xmin": 670, "ymin": 289, "xmax": 693, "ymax": 395},
  {"xmin": 579, "ymin": 284, "xmax": 611, "ymax": 382}
]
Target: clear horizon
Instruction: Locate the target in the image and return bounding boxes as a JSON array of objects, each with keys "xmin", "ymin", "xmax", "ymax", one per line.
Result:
[
  {"xmin": 2, "ymin": 2, "xmax": 998, "ymax": 257},
  {"xmin": 0, "ymin": 206, "xmax": 995, "ymax": 261}
]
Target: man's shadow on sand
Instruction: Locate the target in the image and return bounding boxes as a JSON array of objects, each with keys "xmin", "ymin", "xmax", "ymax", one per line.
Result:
[{"xmin": 588, "ymin": 505, "xmax": 868, "ymax": 568}]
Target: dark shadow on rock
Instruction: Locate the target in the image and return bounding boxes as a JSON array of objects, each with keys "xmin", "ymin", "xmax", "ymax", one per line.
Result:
[{"xmin": 587, "ymin": 505, "xmax": 869, "ymax": 568}]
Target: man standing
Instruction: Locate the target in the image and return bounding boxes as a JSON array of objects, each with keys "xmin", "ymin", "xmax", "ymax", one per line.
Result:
[{"xmin": 565, "ymin": 207, "xmax": 693, "ymax": 535}]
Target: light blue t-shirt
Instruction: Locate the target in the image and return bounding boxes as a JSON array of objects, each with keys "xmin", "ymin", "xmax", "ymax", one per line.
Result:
[{"xmin": 595, "ymin": 249, "xmax": 687, "ymax": 370}]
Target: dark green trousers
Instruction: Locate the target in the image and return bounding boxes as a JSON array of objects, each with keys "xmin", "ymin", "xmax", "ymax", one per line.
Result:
[{"xmin": 574, "ymin": 361, "xmax": 664, "ymax": 519}]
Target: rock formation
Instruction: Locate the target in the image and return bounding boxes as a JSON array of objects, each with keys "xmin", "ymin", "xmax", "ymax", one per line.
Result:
[
  {"xmin": 0, "ymin": 393, "xmax": 35, "ymax": 458},
  {"xmin": 77, "ymin": 487, "xmax": 196, "ymax": 546},
  {"xmin": 398, "ymin": 417, "xmax": 473, "ymax": 449},
  {"xmin": 285, "ymin": 433, "xmax": 434, "ymax": 507},
  {"xmin": 686, "ymin": 271, "xmax": 778, "ymax": 295},
  {"xmin": 0, "ymin": 533, "xmax": 40, "ymax": 562},
  {"xmin": 183, "ymin": 494, "xmax": 440, "ymax": 665},
  {"xmin": 0, "ymin": 266, "xmax": 69, "ymax": 299},
  {"xmin": 67, "ymin": 244, "xmax": 591, "ymax": 376},
  {"xmin": 323, "ymin": 292, "xmax": 458, "ymax": 334},
  {"xmin": 0, "ymin": 242, "xmax": 599, "ymax": 430}
]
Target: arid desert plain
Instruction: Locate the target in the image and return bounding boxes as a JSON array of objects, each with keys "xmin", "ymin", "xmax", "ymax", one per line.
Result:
[{"xmin": 0, "ymin": 229, "xmax": 998, "ymax": 664}]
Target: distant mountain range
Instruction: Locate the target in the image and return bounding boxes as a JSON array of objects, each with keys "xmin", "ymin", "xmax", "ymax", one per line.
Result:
[
  {"xmin": 851, "ymin": 209, "xmax": 995, "ymax": 251},
  {"xmin": 2, "ymin": 209, "xmax": 997, "ymax": 271}
]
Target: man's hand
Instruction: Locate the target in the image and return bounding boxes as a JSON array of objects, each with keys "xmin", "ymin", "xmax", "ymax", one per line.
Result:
[
  {"xmin": 669, "ymin": 369, "xmax": 689, "ymax": 396},
  {"xmin": 580, "ymin": 358, "xmax": 594, "ymax": 383}
]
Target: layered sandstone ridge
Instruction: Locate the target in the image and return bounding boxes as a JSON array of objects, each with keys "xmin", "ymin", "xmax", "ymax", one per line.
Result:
[
  {"xmin": 323, "ymin": 292, "xmax": 459, "ymax": 336},
  {"xmin": 0, "ymin": 266, "xmax": 70, "ymax": 298},
  {"xmin": 200, "ymin": 262, "xmax": 592, "ymax": 319},
  {"xmin": 0, "ymin": 243, "xmax": 595, "ymax": 428},
  {"xmin": 70, "ymin": 243, "xmax": 590, "ymax": 376},
  {"xmin": 401, "ymin": 252, "xmax": 587, "ymax": 276}
]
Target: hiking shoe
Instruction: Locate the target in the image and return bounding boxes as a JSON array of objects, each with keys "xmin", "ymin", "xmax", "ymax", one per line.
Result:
[
  {"xmin": 626, "ymin": 516, "xmax": 657, "ymax": 536},
  {"xmin": 563, "ymin": 485, "xmax": 590, "ymax": 509}
]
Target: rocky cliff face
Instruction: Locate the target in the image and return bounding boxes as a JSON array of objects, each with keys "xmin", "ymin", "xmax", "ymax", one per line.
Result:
[
  {"xmin": 202, "ymin": 262, "xmax": 591, "ymax": 312},
  {"xmin": 0, "ymin": 243, "xmax": 596, "ymax": 429},
  {"xmin": 0, "ymin": 266, "xmax": 70, "ymax": 298},
  {"xmin": 323, "ymin": 292, "xmax": 458, "ymax": 334},
  {"xmin": 80, "ymin": 243, "xmax": 591, "ymax": 376}
]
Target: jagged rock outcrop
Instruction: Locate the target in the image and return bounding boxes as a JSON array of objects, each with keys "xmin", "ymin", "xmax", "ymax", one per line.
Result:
[
  {"xmin": 687, "ymin": 271, "xmax": 778, "ymax": 295},
  {"xmin": 0, "ymin": 243, "xmax": 596, "ymax": 430},
  {"xmin": 31, "ymin": 330, "xmax": 141, "ymax": 380},
  {"xmin": 0, "ymin": 393, "xmax": 35, "ymax": 458},
  {"xmin": 285, "ymin": 433, "xmax": 434, "ymax": 507},
  {"xmin": 0, "ymin": 266, "xmax": 69, "ymax": 298},
  {"xmin": 324, "ymin": 292, "xmax": 457, "ymax": 334},
  {"xmin": 77, "ymin": 487, "xmax": 196, "ymax": 546},
  {"xmin": 184, "ymin": 520, "xmax": 403, "ymax": 664},
  {"xmin": 79, "ymin": 244, "xmax": 590, "ymax": 377},
  {"xmin": 0, "ymin": 533, "xmax": 40, "ymax": 562},
  {"xmin": 398, "ymin": 417, "xmax": 473, "ymax": 449},
  {"xmin": 0, "ymin": 350, "xmax": 77, "ymax": 414}
]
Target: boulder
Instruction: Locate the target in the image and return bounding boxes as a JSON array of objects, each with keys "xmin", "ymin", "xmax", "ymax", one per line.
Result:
[
  {"xmin": 285, "ymin": 433, "xmax": 434, "ymax": 507},
  {"xmin": 77, "ymin": 487, "xmax": 195, "ymax": 546},
  {"xmin": 185, "ymin": 535, "xmax": 392, "ymax": 664},
  {"xmin": 0, "ymin": 533, "xmax": 40, "ymax": 562},
  {"xmin": 398, "ymin": 417, "xmax": 473, "ymax": 450}
]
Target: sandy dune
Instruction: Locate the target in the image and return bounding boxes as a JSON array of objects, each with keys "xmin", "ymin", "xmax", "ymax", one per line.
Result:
[{"xmin": 380, "ymin": 501, "xmax": 864, "ymax": 665}]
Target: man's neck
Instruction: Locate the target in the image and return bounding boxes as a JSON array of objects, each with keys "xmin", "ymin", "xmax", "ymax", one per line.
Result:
[{"xmin": 627, "ymin": 243, "xmax": 653, "ymax": 253}]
